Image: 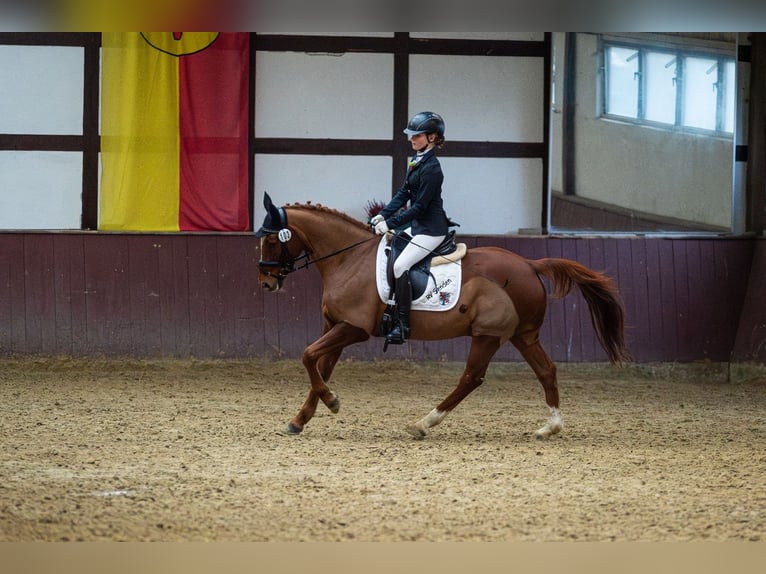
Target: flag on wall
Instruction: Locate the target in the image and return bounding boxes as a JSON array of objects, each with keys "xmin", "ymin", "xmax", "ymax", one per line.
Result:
[{"xmin": 100, "ymin": 32, "xmax": 250, "ymax": 231}]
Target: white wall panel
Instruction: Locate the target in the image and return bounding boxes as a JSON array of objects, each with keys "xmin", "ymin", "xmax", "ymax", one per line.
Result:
[
  {"xmin": 254, "ymin": 154, "xmax": 392, "ymax": 224},
  {"xmin": 409, "ymin": 55, "xmax": 544, "ymax": 142},
  {"xmin": 255, "ymin": 48, "xmax": 546, "ymax": 233},
  {"xmin": 0, "ymin": 152, "xmax": 82, "ymax": 229},
  {"xmin": 0, "ymin": 46, "xmax": 84, "ymax": 135},
  {"xmin": 255, "ymin": 51, "xmax": 393, "ymax": 139},
  {"xmin": 440, "ymin": 157, "xmax": 543, "ymax": 234},
  {"xmin": 254, "ymin": 154, "xmax": 544, "ymax": 235}
]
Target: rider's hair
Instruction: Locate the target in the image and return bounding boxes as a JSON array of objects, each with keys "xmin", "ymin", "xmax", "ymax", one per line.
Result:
[{"xmin": 430, "ymin": 133, "xmax": 445, "ymax": 149}]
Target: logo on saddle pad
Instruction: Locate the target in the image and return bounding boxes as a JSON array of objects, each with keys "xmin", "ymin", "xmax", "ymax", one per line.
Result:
[{"xmin": 375, "ymin": 237, "xmax": 463, "ymax": 312}]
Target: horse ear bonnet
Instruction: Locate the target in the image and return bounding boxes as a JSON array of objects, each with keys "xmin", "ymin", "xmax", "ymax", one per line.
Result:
[{"xmin": 256, "ymin": 192, "xmax": 288, "ymax": 238}]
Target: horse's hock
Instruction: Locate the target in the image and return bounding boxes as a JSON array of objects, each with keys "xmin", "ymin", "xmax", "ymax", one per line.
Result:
[{"xmin": 1, "ymin": 357, "xmax": 764, "ymax": 542}]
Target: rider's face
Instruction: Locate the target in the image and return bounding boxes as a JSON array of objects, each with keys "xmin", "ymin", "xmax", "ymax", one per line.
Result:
[{"xmin": 409, "ymin": 133, "xmax": 429, "ymax": 150}]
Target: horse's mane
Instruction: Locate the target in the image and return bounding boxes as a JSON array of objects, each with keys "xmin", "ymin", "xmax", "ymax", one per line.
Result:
[{"xmin": 285, "ymin": 201, "xmax": 371, "ymax": 233}]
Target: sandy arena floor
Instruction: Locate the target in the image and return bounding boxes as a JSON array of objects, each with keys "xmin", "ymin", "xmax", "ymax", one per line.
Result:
[{"xmin": 1, "ymin": 357, "xmax": 765, "ymax": 542}]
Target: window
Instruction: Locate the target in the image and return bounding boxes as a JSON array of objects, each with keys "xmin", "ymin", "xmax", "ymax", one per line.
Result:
[{"xmin": 603, "ymin": 41, "xmax": 735, "ymax": 136}]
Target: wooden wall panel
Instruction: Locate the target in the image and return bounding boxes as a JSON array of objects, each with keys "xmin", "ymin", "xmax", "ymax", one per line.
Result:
[
  {"xmin": 625, "ymin": 238, "xmax": 649, "ymax": 361},
  {"xmin": 158, "ymin": 236, "xmax": 193, "ymax": 356},
  {"xmin": 711, "ymin": 240, "xmax": 754, "ymax": 359},
  {"xmin": 0, "ymin": 235, "xmax": 26, "ymax": 352},
  {"xmin": 658, "ymin": 240, "xmax": 680, "ymax": 360},
  {"xmin": 187, "ymin": 237, "xmax": 223, "ymax": 356},
  {"xmin": 52, "ymin": 235, "xmax": 84, "ymax": 355},
  {"xmin": 0, "ymin": 233, "xmax": 759, "ymax": 363},
  {"xmin": 679, "ymin": 240, "xmax": 702, "ymax": 360},
  {"xmin": 21, "ymin": 235, "xmax": 54, "ymax": 354},
  {"xmin": 126, "ymin": 235, "xmax": 163, "ymax": 356},
  {"xmin": 83, "ymin": 235, "xmax": 133, "ymax": 354},
  {"xmin": 733, "ymin": 241, "xmax": 766, "ymax": 361},
  {"xmin": 671, "ymin": 240, "xmax": 691, "ymax": 361},
  {"xmin": 215, "ymin": 236, "xmax": 263, "ymax": 357}
]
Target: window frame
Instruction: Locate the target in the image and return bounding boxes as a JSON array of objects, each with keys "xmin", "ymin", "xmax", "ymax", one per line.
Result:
[{"xmin": 599, "ymin": 36, "xmax": 736, "ymax": 140}]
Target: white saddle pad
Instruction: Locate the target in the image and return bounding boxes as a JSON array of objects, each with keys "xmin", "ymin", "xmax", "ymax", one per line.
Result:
[{"xmin": 375, "ymin": 236, "xmax": 463, "ymax": 312}]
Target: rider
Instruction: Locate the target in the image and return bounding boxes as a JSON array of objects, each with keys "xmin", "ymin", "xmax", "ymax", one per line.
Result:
[{"xmin": 370, "ymin": 111, "xmax": 451, "ymax": 345}]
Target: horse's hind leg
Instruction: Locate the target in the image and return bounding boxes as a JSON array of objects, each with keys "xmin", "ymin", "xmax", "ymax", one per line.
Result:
[
  {"xmin": 407, "ymin": 335, "xmax": 501, "ymax": 439},
  {"xmin": 512, "ymin": 336, "xmax": 562, "ymax": 439}
]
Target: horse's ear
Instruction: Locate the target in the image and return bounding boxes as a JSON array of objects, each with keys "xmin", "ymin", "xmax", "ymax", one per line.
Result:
[
  {"xmin": 256, "ymin": 192, "xmax": 282, "ymax": 237},
  {"xmin": 263, "ymin": 192, "xmax": 282, "ymax": 225}
]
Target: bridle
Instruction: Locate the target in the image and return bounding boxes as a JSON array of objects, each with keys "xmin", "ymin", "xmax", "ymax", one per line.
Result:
[
  {"xmin": 257, "ymin": 205, "xmax": 374, "ymax": 288},
  {"xmin": 257, "ymin": 204, "xmax": 301, "ymax": 288}
]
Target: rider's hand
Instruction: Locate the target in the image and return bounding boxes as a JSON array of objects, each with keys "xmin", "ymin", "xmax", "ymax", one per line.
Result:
[
  {"xmin": 374, "ymin": 220, "xmax": 389, "ymax": 235},
  {"xmin": 369, "ymin": 214, "xmax": 384, "ymax": 226}
]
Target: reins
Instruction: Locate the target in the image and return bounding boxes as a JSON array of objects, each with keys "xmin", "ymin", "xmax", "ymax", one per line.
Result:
[
  {"xmin": 291, "ymin": 231, "xmax": 458, "ymax": 273},
  {"xmin": 292, "ymin": 236, "xmax": 376, "ymax": 271},
  {"xmin": 259, "ymin": 233, "xmax": 376, "ymax": 285}
]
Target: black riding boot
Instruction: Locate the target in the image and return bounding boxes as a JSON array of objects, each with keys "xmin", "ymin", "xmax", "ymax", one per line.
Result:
[{"xmin": 386, "ymin": 271, "xmax": 412, "ymax": 344}]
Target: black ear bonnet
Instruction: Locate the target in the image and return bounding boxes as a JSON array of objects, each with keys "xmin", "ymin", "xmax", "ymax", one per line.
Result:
[{"xmin": 256, "ymin": 192, "xmax": 290, "ymax": 241}]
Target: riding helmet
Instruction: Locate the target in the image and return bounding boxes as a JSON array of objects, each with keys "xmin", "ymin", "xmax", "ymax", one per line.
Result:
[{"xmin": 403, "ymin": 111, "xmax": 445, "ymax": 137}]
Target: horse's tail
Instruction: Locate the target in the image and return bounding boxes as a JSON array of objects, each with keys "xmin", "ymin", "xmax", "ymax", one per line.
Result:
[{"xmin": 529, "ymin": 258, "xmax": 633, "ymax": 365}]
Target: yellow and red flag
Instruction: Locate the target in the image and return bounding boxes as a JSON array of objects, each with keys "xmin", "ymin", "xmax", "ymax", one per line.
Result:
[{"xmin": 100, "ymin": 32, "xmax": 250, "ymax": 231}]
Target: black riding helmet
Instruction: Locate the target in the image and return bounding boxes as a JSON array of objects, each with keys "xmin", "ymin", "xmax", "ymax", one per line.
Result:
[{"xmin": 403, "ymin": 111, "xmax": 445, "ymax": 137}]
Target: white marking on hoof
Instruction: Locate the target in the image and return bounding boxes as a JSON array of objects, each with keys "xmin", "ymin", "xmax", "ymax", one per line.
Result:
[
  {"xmin": 406, "ymin": 408, "xmax": 447, "ymax": 439},
  {"xmin": 535, "ymin": 407, "xmax": 563, "ymax": 439}
]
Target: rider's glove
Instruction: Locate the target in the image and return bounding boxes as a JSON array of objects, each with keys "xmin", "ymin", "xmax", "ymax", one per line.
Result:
[{"xmin": 374, "ymin": 220, "xmax": 390, "ymax": 235}]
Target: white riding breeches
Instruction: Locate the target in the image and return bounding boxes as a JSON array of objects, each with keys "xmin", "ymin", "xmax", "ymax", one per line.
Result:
[{"xmin": 393, "ymin": 229, "xmax": 447, "ymax": 278}]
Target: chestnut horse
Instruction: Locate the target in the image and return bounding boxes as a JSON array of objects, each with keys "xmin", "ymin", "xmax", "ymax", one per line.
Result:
[{"xmin": 257, "ymin": 194, "xmax": 631, "ymax": 439}]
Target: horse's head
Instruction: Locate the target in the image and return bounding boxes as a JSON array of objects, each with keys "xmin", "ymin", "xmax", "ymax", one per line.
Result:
[
  {"xmin": 257, "ymin": 193, "xmax": 377, "ymax": 291},
  {"xmin": 256, "ymin": 193, "xmax": 305, "ymax": 291}
]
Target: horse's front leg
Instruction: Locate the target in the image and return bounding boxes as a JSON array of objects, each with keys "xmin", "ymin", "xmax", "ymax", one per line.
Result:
[
  {"xmin": 407, "ymin": 335, "xmax": 501, "ymax": 439},
  {"xmin": 286, "ymin": 345, "xmax": 343, "ymax": 433},
  {"xmin": 286, "ymin": 321, "xmax": 369, "ymax": 434},
  {"xmin": 287, "ymin": 390, "xmax": 321, "ymax": 435}
]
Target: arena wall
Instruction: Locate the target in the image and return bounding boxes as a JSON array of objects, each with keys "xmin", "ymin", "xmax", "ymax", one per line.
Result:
[{"xmin": 0, "ymin": 233, "xmax": 758, "ymax": 363}]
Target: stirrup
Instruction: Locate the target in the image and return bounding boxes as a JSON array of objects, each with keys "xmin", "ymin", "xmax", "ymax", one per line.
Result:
[
  {"xmin": 385, "ymin": 330, "xmax": 406, "ymax": 345},
  {"xmin": 385, "ymin": 322, "xmax": 408, "ymax": 345},
  {"xmin": 383, "ymin": 330, "xmax": 404, "ymax": 352}
]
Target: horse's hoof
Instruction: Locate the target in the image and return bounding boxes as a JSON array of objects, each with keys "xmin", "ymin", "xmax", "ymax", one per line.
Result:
[
  {"xmin": 534, "ymin": 422, "xmax": 562, "ymax": 439},
  {"xmin": 285, "ymin": 422, "xmax": 303, "ymax": 435},
  {"xmin": 325, "ymin": 392, "xmax": 340, "ymax": 414},
  {"xmin": 406, "ymin": 424, "xmax": 427, "ymax": 440}
]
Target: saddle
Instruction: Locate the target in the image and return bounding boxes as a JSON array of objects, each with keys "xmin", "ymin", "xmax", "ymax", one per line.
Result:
[
  {"xmin": 375, "ymin": 230, "xmax": 466, "ymax": 348},
  {"xmin": 385, "ymin": 230, "xmax": 464, "ymax": 299}
]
